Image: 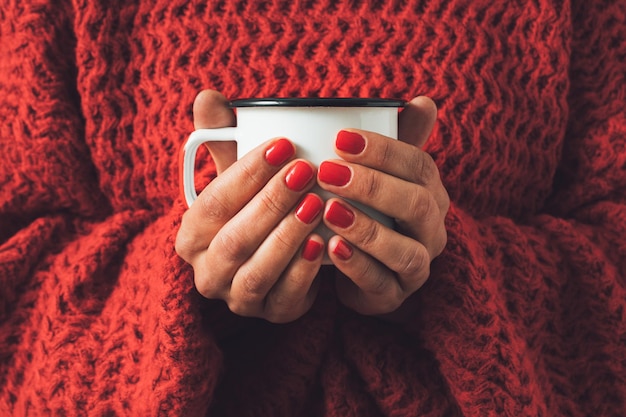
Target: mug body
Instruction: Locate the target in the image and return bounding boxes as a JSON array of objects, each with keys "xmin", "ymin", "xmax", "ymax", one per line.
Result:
[
  {"xmin": 182, "ymin": 98, "xmax": 404, "ymax": 264},
  {"xmin": 231, "ymin": 99, "xmax": 404, "ymax": 252},
  {"xmin": 233, "ymin": 103, "xmax": 400, "ymax": 163}
]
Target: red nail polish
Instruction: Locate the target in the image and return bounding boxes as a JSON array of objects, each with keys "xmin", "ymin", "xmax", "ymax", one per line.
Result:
[
  {"xmin": 265, "ymin": 138, "xmax": 294, "ymax": 166},
  {"xmin": 336, "ymin": 130, "xmax": 365, "ymax": 154},
  {"xmin": 319, "ymin": 161, "xmax": 351, "ymax": 187},
  {"xmin": 333, "ymin": 239, "xmax": 353, "ymax": 260},
  {"xmin": 325, "ymin": 201, "xmax": 354, "ymax": 228},
  {"xmin": 295, "ymin": 194, "xmax": 324, "ymax": 224},
  {"xmin": 302, "ymin": 238, "xmax": 324, "ymax": 261},
  {"xmin": 285, "ymin": 161, "xmax": 314, "ymax": 191}
]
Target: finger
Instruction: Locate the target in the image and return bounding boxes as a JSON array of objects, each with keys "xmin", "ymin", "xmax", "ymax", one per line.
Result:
[
  {"xmin": 226, "ymin": 196, "xmax": 324, "ymax": 321},
  {"xmin": 324, "ymin": 199, "xmax": 431, "ymax": 287},
  {"xmin": 328, "ymin": 235, "xmax": 429, "ymax": 316},
  {"xmin": 262, "ymin": 235, "xmax": 325, "ymax": 323},
  {"xmin": 193, "ymin": 89, "xmax": 236, "ymax": 129},
  {"xmin": 318, "ymin": 159, "xmax": 448, "ymax": 238},
  {"xmin": 329, "ymin": 237, "xmax": 399, "ymax": 315},
  {"xmin": 202, "ymin": 160, "xmax": 317, "ymax": 287},
  {"xmin": 229, "ymin": 194, "xmax": 323, "ymax": 302},
  {"xmin": 398, "ymin": 96, "xmax": 437, "ymax": 148},
  {"xmin": 176, "ymin": 137, "xmax": 297, "ymax": 259},
  {"xmin": 193, "ymin": 89, "xmax": 237, "ymax": 174},
  {"xmin": 332, "ymin": 128, "xmax": 443, "ymax": 191}
]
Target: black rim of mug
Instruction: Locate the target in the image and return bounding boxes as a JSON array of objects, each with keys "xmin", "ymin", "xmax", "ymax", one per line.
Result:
[{"xmin": 230, "ymin": 98, "xmax": 406, "ymax": 108}]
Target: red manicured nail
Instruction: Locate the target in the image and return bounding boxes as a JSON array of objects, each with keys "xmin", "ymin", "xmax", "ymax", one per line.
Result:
[
  {"xmin": 302, "ymin": 238, "xmax": 324, "ymax": 261},
  {"xmin": 295, "ymin": 194, "xmax": 324, "ymax": 224},
  {"xmin": 319, "ymin": 161, "xmax": 351, "ymax": 187},
  {"xmin": 325, "ymin": 201, "xmax": 354, "ymax": 228},
  {"xmin": 285, "ymin": 161, "xmax": 314, "ymax": 191},
  {"xmin": 333, "ymin": 239, "xmax": 353, "ymax": 260},
  {"xmin": 265, "ymin": 138, "xmax": 294, "ymax": 166},
  {"xmin": 336, "ymin": 130, "xmax": 365, "ymax": 154}
]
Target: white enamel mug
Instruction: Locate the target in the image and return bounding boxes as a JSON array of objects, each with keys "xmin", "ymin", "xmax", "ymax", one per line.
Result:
[{"xmin": 181, "ymin": 98, "xmax": 405, "ymax": 264}]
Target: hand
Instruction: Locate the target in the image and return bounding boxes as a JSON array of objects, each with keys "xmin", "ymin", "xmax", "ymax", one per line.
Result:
[
  {"xmin": 176, "ymin": 90, "xmax": 326, "ymax": 323},
  {"xmin": 317, "ymin": 97, "xmax": 449, "ymax": 316}
]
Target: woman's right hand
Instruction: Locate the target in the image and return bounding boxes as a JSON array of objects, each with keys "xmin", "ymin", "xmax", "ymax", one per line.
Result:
[{"xmin": 175, "ymin": 90, "xmax": 325, "ymax": 323}]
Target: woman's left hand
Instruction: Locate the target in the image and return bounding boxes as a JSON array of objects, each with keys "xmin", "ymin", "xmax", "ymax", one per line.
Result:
[{"xmin": 317, "ymin": 96, "xmax": 449, "ymax": 316}]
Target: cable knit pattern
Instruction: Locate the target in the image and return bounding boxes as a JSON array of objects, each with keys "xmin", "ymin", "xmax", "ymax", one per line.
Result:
[{"xmin": 1, "ymin": 0, "xmax": 625, "ymax": 416}]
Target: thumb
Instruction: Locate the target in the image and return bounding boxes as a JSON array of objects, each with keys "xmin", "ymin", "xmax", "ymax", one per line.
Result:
[
  {"xmin": 398, "ymin": 96, "xmax": 437, "ymax": 148},
  {"xmin": 193, "ymin": 89, "xmax": 237, "ymax": 174}
]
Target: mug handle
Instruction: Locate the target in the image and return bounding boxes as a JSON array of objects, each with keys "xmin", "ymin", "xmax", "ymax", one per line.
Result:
[{"xmin": 180, "ymin": 127, "xmax": 237, "ymax": 207}]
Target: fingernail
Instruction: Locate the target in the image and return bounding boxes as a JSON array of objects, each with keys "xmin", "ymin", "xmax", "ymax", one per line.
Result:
[
  {"xmin": 318, "ymin": 161, "xmax": 351, "ymax": 187},
  {"xmin": 325, "ymin": 201, "xmax": 354, "ymax": 228},
  {"xmin": 333, "ymin": 239, "xmax": 353, "ymax": 260},
  {"xmin": 285, "ymin": 161, "xmax": 314, "ymax": 191},
  {"xmin": 336, "ymin": 130, "xmax": 365, "ymax": 154},
  {"xmin": 302, "ymin": 238, "xmax": 324, "ymax": 261},
  {"xmin": 265, "ymin": 138, "xmax": 295, "ymax": 166},
  {"xmin": 295, "ymin": 194, "xmax": 324, "ymax": 224}
]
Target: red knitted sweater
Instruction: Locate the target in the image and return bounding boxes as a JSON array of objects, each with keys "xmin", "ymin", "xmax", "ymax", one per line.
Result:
[{"xmin": 1, "ymin": 0, "xmax": 625, "ymax": 416}]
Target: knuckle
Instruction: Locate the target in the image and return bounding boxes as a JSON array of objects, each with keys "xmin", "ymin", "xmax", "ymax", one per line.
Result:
[
  {"xmin": 361, "ymin": 169, "xmax": 382, "ymax": 200},
  {"xmin": 210, "ymin": 229, "xmax": 249, "ymax": 264},
  {"xmin": 239, "ymin": 157, "xmax": 267, "ymax": 189},
  {"xmin": 366, "ymin": 267, "xmax": 390, "ymax": 296},
  {"xmin": 410, "ymin": 151, "xmax": 437, "ymax": 185},
  {"xmin": 174, "ymin": 227, "xmax": 195, "ymax": 261},
  {"xmin": 355, "ymin": 221, "xmax": 382, "ymax": 249},
  {"xmin": 198, "ymin": 187, "xmax": 232, "ymax": 221},
  {"xmin": 264, "ymin": 293, "xmax": 294, "ymax": 323},
  {"xmin": 264, "ymin": 270, "xmax": 316, "ymax": 323},
  {"xmin": 229, "ymin": 269, "xmax": 271, "ymax": 316},
  {"xmin": 397, "ymin": 245, "xmax": 431, "ymax": 289},
  {"xmin": 268, "ymin": 291, "xmax": 290, "ymax": 313},
  {"xmin": 258, "ymin": 187, "xmax": 292, "ymax": 218},
  {"xmin": 264, "ymin": 311, "xmax": 286, "ymax": 324},
  {"xmin": 175, "ymin": 211, "xmax": 207, "ymax": 260},
  {"xmin": 264, "ymin": 304, "xmax": 298, "ymax": 324},
  {"xmin": 408, "ymin": 189, "xmax": 440, "ymax": 222},
  {"xmin": 272, "ymin": 225, "xmax": 298, "ymax": 252},
  {"xmin": 227, "ymin": 299, "xmax": 255, "ymax": 318},
  {"xmin": 193, "ymin": 271, "xmax": 221, "ymax": 299},
  {"xmin": 374, "ymin": 139, "xmax": 395, "ymax": 168},
  {"xmin": 240, "ymin": 267, "xmax": 270, "ymax": 301}
]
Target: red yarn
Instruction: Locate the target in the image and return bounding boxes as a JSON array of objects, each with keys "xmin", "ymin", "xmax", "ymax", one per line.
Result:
[{"xmin": 1, "ymin": 0, "xmax": 625, "ymax": 416}]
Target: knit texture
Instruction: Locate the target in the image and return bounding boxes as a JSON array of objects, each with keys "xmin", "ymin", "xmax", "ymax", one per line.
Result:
[{"xmin": 1, "ymin": 0, "xmax": 625, "ymax": 415}]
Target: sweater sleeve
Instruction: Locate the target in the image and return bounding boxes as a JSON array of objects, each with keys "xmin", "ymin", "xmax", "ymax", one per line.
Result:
[
  {"xmin": 0, "ymin": 0, "xmax": 109, "ymax": 322},
  {"xmin": 408, "ymin": 3, "xmax": 626, "ymax": 415},
  {"xmin": 0, "ymin": 1, "xmax": 109, "ymax": 225}
]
